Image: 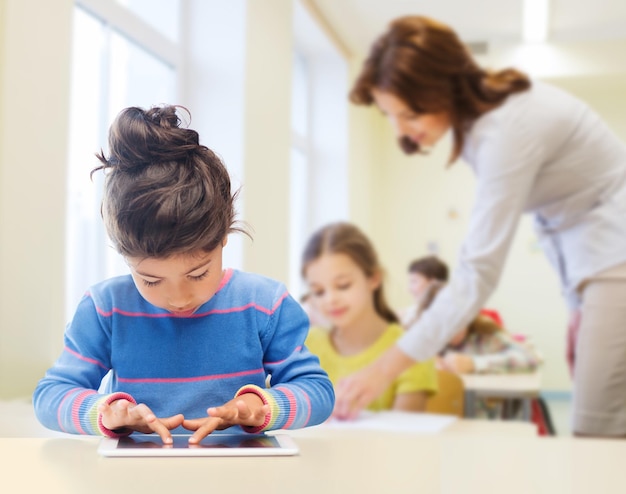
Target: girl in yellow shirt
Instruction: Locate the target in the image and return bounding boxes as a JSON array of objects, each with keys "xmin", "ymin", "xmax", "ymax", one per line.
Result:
[{"xmin": 302, "ymin": 222, "xmax": 437, "ymax": 413}]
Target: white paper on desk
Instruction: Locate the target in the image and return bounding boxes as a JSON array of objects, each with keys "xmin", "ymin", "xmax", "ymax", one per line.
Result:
[{"xmin": 321, "ymin": 411, "xmax": 457, "ymax": 434}]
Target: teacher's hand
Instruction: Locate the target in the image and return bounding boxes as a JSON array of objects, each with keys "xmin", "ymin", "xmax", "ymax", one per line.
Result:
[
  {"xmin": 333, "ymin": 345, "xmax": 415, "ymax": 420},
  {"xmin": 439, "ymin": 352, "xmax": 475, "ymax": 374}
]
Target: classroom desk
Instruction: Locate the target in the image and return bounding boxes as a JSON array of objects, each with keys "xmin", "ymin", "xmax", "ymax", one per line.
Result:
[
  {"xmin": 3, "ymin": 422, "xmax": 626, "ymax": 494},
  {"xmin": 461, "ymin": 371, "xmax": 542, "ymax": 420}
]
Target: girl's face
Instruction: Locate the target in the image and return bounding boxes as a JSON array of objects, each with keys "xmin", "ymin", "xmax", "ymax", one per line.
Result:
[
  {"xmin": 304, "ymin": 253, "xmax": 380, "ymax": 330},
  {"xmin": 126, "ymin": 240, "xmax": 226, "ymax": 316},
  {"xmin": 408, "ymin": 272, "xmax": 431, "ymax": 300},
  {"xmin": 371, "ymin": 89, "xmax": 451, "ymax": 150}
]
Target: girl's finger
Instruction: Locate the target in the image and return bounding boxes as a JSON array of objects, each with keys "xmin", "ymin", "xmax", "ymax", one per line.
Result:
[
  {"xmin": 188, "ymin": 418, "xmax": 220, "ymax": 444},
  {"xmin": 207, "ymin": 405, "xmax": 238, "ymax": 421}
]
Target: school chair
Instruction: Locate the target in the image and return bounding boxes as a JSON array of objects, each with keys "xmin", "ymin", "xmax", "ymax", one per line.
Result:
[{"xmin": 425, "ymin": 370, "xmax": 465, "ymax": 417}]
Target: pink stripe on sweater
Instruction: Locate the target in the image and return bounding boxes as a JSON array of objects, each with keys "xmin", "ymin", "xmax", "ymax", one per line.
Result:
[
  {"xmin": 302, "ymin": 390, "xmax": 312, "ymax": 426},
  {"xmin": 275, "ymin": 387, "xmax": 298, "ymax": 429},
  {"xmin": 215, "ymin": 268, "xmax": 233, "ymax": 293},
  {"xmin": 94, "ymin": 289, "xmax": 290, "ymax": 319},
  {"xmin": 276, "ymin": 386, "xmax": 312, "ymax": 427},
  {"xmin": 72, "ymin": 390, "xmax": 96, "ymax": 434},
  {"xmin": 58, "ymin": 388, "xmax": 81, "ymax": 433},
  {"xmin": 65, "ymin": 346, "xmax": 109, "ymax": 370},
  {"xmin": 118, "ymin": 367, "xmax": 264, "ymax": 384}
]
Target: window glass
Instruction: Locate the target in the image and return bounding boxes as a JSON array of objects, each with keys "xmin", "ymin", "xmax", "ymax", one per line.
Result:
[
  {"xmin": 290, "ymin": 1, "xmax": 349, "ymax": 297},
  {"xmin": 108, "ymin": 31, "xmax": 176, "ymax": 121},
  {"xmin": 66, "ymin": 8, "xmax": 108, "ymax": 318},
  {"xmin": 66, "ymin": 5, "xmax": 177, "ymax": 318},
  {"xmin": 291, "ymin": 52, "xmax": 308, "ymax": 140},
  {"xmin": 116, "ymin": 0, "xmax": 180, "ymax": 42},
  {"xmin": 289, "ymin": 49, "xmax": 310, "ymax": 298},
  {"xmin": 289, "ymin": 147, "xmax": 309, "ymax": 297}
]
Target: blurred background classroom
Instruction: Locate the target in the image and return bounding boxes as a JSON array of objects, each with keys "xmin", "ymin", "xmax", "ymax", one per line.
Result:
[{"xmin": 2, "ymin": 0, "xmax": 626, "ymax": 436}]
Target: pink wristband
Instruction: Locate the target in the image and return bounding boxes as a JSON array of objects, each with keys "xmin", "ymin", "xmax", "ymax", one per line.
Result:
[
  {"xmin": 235, "ymin": 385, "xmax": 272, "ymax": 433},
  {"xmin": 97, "ymin": 392, "xmax": 136, "ymax": 438}
]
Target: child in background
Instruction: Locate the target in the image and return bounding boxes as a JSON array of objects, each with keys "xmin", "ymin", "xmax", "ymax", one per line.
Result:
[
  {"xmin": 399, "ymin": 255, "xmax": 505, "ymax": 328},
  {"xmin": 398, "ymin": 255, "xmax": 449, "ymax": 326},
  {"xmin": 440, "ymin": 311, "xmax": 541, "ymax": 375},
  {"xmin": 302, "ymin": 222, "xmax": 437, "ymax": 413},
  {"xmin": 412, "ymin": 282, "xmax": 540, "ymax": 374},
  {"xmin": 33, "ymin": 105, "xmax": 334, "ymax": 444},
  {"xmin": 418, "ymin": 282, "xmax": 543, "ymax": 421}
]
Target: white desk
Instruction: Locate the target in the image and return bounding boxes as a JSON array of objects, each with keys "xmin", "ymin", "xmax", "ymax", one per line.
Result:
[
  {"xmin": 3, "ymin": 423, "xmax": 626, "ymax": 494},
  {"xmin": 461, "ymin": 371, "xmax": 543, "ymax": 420}
]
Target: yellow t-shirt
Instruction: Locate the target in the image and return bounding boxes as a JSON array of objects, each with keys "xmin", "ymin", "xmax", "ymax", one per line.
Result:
[{"xmin": 306, "ymin": 323, "xmax": 438, "ymax": 411}]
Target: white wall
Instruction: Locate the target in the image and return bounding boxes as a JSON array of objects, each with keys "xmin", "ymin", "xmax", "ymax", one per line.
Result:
[
  {"xmin": 346, "ymin": 59, "xmax": 384, "ymax": 234},
  {"xmin": 0, "ymin": 0, "xmax": 73, "ymax": 398}
]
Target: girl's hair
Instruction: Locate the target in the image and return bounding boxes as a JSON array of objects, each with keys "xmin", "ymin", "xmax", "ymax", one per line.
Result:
[
  {"xmin": 408, "ymin": 255, "xmax": 449, "ymax": 281},
  {"xmin": 301, "ymin": 222, "xmax": 398, "ymax": 324},
  {"xmin": 91, "ymin": 105, "xmax": 248, "ymax": 258},
  {"xmin": 467, "ymin": 314, "xmax": 503, "ymax": 336},
  {"xmin": 350, "ymin": 15, "xmax": 531, "ymax": 163},
  {"xmin": 409, "ymin": 279, "xmax": 445, "ymax": 326}
]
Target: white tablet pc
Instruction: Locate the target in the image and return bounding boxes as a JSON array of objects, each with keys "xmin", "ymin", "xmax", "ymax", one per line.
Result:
[{"xmin": 98, "ymin": 433, "xmax": 299, "ymax": 457}]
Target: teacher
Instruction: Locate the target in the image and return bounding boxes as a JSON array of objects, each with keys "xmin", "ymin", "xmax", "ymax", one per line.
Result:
[{"xmin": 334, "ymin": 15, "xmax": 626, "ymax": 437}]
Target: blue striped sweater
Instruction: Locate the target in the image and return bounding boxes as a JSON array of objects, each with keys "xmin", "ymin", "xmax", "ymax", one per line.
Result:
[{"xmin": 33, "ymin": 269, "xmax": 334, "ymax": 436}]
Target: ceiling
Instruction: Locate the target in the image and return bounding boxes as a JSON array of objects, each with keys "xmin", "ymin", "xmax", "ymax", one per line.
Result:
[{"xmin": 309, "ymin": 0, "xmax": 626, "ymax": 57}]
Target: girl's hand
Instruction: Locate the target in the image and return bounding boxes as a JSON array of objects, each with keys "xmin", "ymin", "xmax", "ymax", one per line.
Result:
[
  {"xmin": 182, "ymin": 395, "xmax": 270, "ymax": 444},
  {"xmin": 441, "ymin": 352, "xmax": 475, "ymax": 374},
  {"xmin": 98, "ymin": 399, "xmax": 184, "ymax": 444}
]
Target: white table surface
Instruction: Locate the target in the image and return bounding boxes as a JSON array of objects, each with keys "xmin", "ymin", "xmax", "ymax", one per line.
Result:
[
  {"xmin": 461, "ymin": 371, "xmax": 543, "ymax": 420},
  {"xmin": 3, "ymin": 409, "xmax": 626, "ymax": 494},
  {"xmin": 461, "ymin": 371, "xmax": 543, "ymax": 397},
  {"xmin": 3, "ymin": 430, "xmax": 626, "ymax": 494}
]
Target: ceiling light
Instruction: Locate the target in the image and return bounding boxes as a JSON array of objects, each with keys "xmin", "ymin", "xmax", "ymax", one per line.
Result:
[{"xmin": 522, "ymin": 0, "xmax": 550, "ymax": 43}]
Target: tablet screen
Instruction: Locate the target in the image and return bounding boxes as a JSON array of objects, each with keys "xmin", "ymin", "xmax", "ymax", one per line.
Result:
[{"xmin": 118, "ymin": 434, "xmax": 280, "ymax": 449}]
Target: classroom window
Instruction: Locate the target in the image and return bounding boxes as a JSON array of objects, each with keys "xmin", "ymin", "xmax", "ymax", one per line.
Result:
[
  {"xmin": 66, "ymin": 2, "xmax": 179, "ymax": 319},
  {"xmin": 291, "ymin": 2, "xmax": 349, "ymax": 298},
  {"xmin": 115, "ymin": 0, "xmax": 180, "ymax": 43}
]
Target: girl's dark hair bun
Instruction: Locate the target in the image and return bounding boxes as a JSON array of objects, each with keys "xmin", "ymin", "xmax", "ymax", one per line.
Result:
[{"xmin": 96, "ymin": 105, "xmax": 200, "ymax": 173}]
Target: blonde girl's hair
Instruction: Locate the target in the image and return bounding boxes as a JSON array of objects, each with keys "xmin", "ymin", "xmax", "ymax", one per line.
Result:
[
  {"xmin": 350, "ymin": 15, "xmax": 531, "ymax": 163},
  {"xmin": 301, "ymin": 222, "xmax": 399, "ymax": 324}
]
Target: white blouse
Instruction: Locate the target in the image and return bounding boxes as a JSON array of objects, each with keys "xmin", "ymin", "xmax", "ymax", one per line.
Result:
[{"xmin": 398, "ymin": 80, "xmax": 626, "ymax": 362}]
